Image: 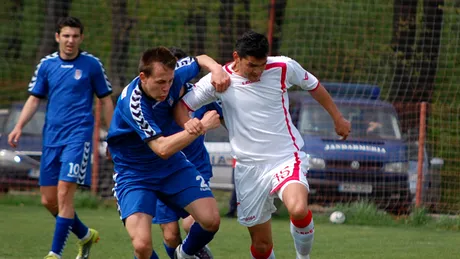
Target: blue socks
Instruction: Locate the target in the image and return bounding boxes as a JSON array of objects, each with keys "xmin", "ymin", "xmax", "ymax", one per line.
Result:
[
  {"xmin": 51, "ymin": 216, "xmax": 74, "ymax": 255},
  {"xmin": 72, "ymin": 212, "xmax": 89, "ymax": 239},
  {"xmin": 53, "ymin": 212, "xmax": 89, "ymax": 240},
  {"xmin": 181, "ymin": 222, "xmax": 216, "ymax": 255},
  {"xmin": 163, "ymin": 242, "xmax": 176, "ymax": 259}
]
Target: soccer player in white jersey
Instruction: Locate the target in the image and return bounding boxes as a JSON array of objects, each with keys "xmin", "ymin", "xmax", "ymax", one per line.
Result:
[{"xmin": 179, "ymin": 31, "xmax": 351, "ymax": 259}]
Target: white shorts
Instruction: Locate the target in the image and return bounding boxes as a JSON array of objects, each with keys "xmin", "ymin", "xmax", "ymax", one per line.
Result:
[{"xmin": 235, "ymin": 152, "xmax": 310, "ymax": 227}]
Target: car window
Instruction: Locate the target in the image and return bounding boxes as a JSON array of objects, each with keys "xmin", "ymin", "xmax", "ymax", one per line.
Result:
[
  {"xmin": 5, "ymin": 108, "xmax": 45, "ymax": 135},
  {"xmin": 204, "ymin": 125, "xmax": 229, "ymax": 142},
  {"xmin": 299, "ymin": 103, "xmax": 402, "ymax": 140}
]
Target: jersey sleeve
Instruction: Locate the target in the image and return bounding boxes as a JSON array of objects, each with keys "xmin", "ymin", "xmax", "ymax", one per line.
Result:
[
  {"xmin": 28, "ymin": 59, "xmax": 48, "ymax": 98},
  {"xmin": 181, "ymin": 73, "xmax": 218, "ymax": 111},
  {"xmin": 286, "ymin": 58, "xmax": 319, "ymax": 91},
  {"xmin": 174, "ymin": 57, "xmax": 201, "ymax": 87},
  {"xmin": 120, "ymin": 88, "xmax": 162, "ymax": 142},
  {"xmin": 90, "ymin": 57, "xmax": 113, "ymax": 98}
]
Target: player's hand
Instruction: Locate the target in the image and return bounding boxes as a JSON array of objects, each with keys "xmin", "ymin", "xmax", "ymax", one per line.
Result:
[
  {"xmin": 334, "ymin": 116, "xmax": 351, "ymax": 140},
  {"xmin": 211, "ymin": 66, "xmax": 231, "ymax": 93},
  {"xmin": 201, "ymin": 110, "xmax": 221, "ymax": 131},
  {"xmin": 184, "ymin": 118, "xmax": 205, "ymax": 135},
  {"xmin": 8, "ymin": 128, "xmax": 22, "ymax": 148}
]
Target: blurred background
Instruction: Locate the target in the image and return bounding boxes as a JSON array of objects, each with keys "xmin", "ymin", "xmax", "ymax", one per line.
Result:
[{"xmin": 0, "ymin": 0, "xmax": 458, "ymax": 215}]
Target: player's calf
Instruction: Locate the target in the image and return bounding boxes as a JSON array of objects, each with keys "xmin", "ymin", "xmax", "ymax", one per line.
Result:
[{"xmin": 281, "ymin": 183, "xmax": 314, "ymax": 257}]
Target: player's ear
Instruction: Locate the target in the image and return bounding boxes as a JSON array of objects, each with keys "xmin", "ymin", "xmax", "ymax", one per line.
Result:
[
  {"xmin": 139, "ymin": 72, "xmax": 147, "ymax": 83},
  {"xmin": 55, "ymin": 32, "xmax": 60, "ymax": 43},
  {"xmin": 232, "ymin": 51, "xmax": 239, "ymax": 61}
]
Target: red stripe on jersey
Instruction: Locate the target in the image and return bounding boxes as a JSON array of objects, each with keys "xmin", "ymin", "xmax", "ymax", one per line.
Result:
[
  {"xmin": 265, "ymin": 62, "xmax": 300, "ymax": 151},
  {"xmin": 224, "ymin": 64, "xmax": 234, "ymax": 74},
  {"xmin": 180, "ymin": 99, "xmax": 194, "ymax": 112},
  {"xmin": 308, "ymin": 81, "xmax": 320, "ymax": 92}
]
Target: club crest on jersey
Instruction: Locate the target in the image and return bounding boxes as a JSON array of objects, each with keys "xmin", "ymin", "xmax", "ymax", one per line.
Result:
[
  {"xmin": 168, "ymin": 96, "xmax": 174, "ymax": 106},
  {"xmin": 74, "ymin": 69, "xmax": 82, "ymax": 80}
]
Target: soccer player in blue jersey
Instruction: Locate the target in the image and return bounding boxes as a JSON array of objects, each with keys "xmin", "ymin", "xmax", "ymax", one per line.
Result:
[
  {"xmin": 7, "ymin": 17, "xmax": 113, "ymax": 259},
  {"xmin": 108, "ymin": 46, "xmax": 229, "ymax": 259},
  {"xmin": 150, "ymin": 47, "xmax": 224, "ymax": 259}
]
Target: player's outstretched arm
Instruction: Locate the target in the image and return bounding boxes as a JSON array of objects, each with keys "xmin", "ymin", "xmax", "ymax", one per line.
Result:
[
  {"xmin": 195, "ymin": 55, "xmax": 230, "ymax": 92},
  {"xmin": 8, "ymin": 95, "xmax": 41, "ymax": 147},
  {"xmin": 309, "ymin": 83, "xmax": 351, "ymax": 140},
  {"xmin": 148, "ymin": 111, "xmax": 220, "ymax": 159}
]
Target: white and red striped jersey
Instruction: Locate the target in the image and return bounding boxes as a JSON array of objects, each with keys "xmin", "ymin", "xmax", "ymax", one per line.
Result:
[{"xmin": 182, "ymin": 56, "xmax": 319, "ymax": 164}]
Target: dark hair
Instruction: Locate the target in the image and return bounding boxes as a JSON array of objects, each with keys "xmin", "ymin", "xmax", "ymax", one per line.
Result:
[
  {"xmin": 235, "ymin": 30, "xmax": 269, "ymax": 59},
  {"xmin": 138, "ymin": 47, "xmax": 176, "ymax": 77},
  {"xmin": 56, "ymin": 17, "xmax": 84, "ymax": 34},
  {"xmin": 169, "ymin": 47, "xmax": 188, "ymax": 60}
]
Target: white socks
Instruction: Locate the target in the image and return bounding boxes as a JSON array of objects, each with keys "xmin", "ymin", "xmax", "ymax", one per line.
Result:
[{"xmin": 290, "ymin": 217, "xmax": 314, "ymax": 257}]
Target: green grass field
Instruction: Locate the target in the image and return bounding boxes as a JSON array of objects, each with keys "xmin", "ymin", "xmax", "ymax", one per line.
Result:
[{"xmin": 0, "ymin": 204, "xmax": 459, "ymax": 259}]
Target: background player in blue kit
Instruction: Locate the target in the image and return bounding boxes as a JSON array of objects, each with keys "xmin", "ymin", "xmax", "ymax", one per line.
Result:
[
  {"xmin": 151, "ymin": 47, "xmax": 224, "ymax": 259},
  {"xmin": 107, "ymin": 46, "xmax": 229, "ymax": 259},
  {"xmin": 8, "ymin": 17, "xmax": 114, "ymax": 259}
]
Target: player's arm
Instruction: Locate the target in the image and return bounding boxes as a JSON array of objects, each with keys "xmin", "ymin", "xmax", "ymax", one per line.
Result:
[
  {"xmin": 8, "ymin": 96, "xmax": 41, "ymax": 147},
  {"xmin": 195, "ymin": 55, "xmax": 230, "ymax": 92},
  {"xmin": 100, "ymin": 96, "xmax": 114, "ymax": 129},
  {"xmin": 174, "ymin": 73, "xmax": 218, "ymax": 128},
  {"xmin": 9, "ymin": 58, "xmax": 49, "ymax": 147},
  {"xmin": 148, "ymin": 111, "xmax": 220, "ymax": 159},
  {"xmin": 90, "ymin": 55, "xmax": 114, "ymax": 128},
  {"xmin": 286, "ymin": 58, "xmax": 351, "ymax": 139}
]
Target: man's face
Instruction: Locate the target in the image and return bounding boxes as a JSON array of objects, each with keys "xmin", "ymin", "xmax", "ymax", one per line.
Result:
[
  {"xmin": 234, "ymin": 52, "xmax": 267, "ymax": 82},
  {"xmin": 55, "ymin": 26, "xmax": 83, "ymax": 59},
  {"xmin": 140, "ymin": 62, "xmax": 174, "ymax": 102}
]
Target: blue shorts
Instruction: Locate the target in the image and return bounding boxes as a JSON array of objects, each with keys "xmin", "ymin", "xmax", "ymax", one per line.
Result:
[
  {"xmin": 152, "ymin": 174, "xmax": 211, "ymax": 224},
  {"xmin": 114, "ymin": 166, "xmax": 213, "ymax": 221},
  {"xmin": 39, "ymin": 141, "xmax": 92, "ymax": 186}
]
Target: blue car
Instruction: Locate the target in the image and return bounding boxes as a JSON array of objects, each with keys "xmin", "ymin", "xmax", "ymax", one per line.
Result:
[{"xmin": 288, "ymin": 83, "xmax": 418, "ymax": 213}]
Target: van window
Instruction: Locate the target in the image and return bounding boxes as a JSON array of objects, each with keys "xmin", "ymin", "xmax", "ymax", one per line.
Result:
[{"xmin": 299, "ymin": 104, "xmax": 402, "ymax": 140}]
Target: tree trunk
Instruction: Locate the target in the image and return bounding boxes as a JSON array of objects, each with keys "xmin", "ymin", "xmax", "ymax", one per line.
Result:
[
  {"xmin": 415, "ymin": 0, "xmax": 444, "ymax": 103},
  {"xmin": 219, "ymin": 0, "xmax": 235, "ymax": 64},
  {"xmin": 271, "ymin": 0, "xmax": 287, "ymax": 56},
  {"xmin": 35, "ymin": 0, "xmax": 72, "ymax": 61},
  {"xmin": 4, "ymin": 0, "xmax": 24, "ymax": 60},
  {"xmin": 110, "ymin": 0, "xmax": 136, "ymax": 94},
  {"xmin": 390, "ymin": 0, "xmax": 418, "ymax": 103}
]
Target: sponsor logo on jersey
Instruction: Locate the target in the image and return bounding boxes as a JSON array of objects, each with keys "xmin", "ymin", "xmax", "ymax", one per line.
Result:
[
  {"xmin": 304, "ymin": 72, "xmax": 309, "ymax": 80},
  {"xmin": 74, "ymin": 69, "xmax": 82, "ymax": 80},
  {"xmin": 61, "ymin": 64, "xmax": 74, "ymax": 68}
]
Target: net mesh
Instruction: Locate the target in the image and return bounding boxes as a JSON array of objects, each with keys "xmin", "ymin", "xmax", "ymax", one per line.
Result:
[{"xmin": 0, "ymin": 0, "xmax": 458, "ymax": 214}]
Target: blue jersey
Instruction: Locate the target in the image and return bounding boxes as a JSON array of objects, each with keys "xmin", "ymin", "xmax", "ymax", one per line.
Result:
[
  {"xmin": 107, "ymin": 57, "xmax": 200, "ymax": 180},
  {"xmin": 165, "ymin": 83, "xmax": 223, "ymax": 180},
  {"xmin": 28, "ymin": 51, "xmax": 112, "ymax": 147}
]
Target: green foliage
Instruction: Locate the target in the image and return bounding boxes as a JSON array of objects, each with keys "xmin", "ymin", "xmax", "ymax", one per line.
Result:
[
  {"xmin": 405, "ymin": 207, "xmax": 432, "ymax": 226},
  {"xmin": 332, "ymin": 200, "xmax": 396, "ymax": 226}
]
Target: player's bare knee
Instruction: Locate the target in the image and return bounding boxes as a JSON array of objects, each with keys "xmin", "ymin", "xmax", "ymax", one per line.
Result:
[
  {"xmin": 162, "ymin": 226, "xmax": 181, "ymax": 247},
  {"xmin": 287, "ymin": 203, "xmax": 309, "ymax": 220},
  {"xmin": 132, "ymin": 238, "xmax": 152, "ymax": 257},
  {"xmin": 40, "ymin": 193, "xmax": 56, "ymax": 207},
  {"xmin": 199, "ymin": 213, "xmax": 220, "ymax": 232}
]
